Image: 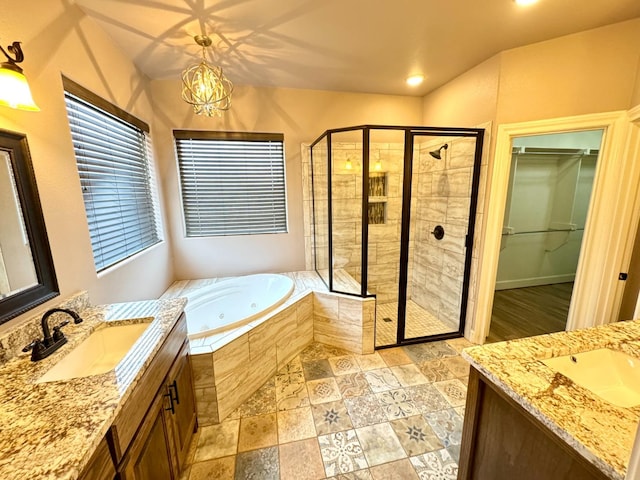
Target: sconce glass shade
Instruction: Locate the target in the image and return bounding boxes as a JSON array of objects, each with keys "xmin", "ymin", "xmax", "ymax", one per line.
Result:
[{"xmin": 0, "ymin": 63, "xmax": 39, "ymax": 111}]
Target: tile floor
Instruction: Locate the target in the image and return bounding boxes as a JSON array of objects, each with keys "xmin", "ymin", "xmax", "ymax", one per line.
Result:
[
  {"xmin": 180, "ymin": 338, "xmax": 473, "ymax": 479},
  {"xmin": 375, "ymin": 301, "xmax": 458, "ymax": 347}
]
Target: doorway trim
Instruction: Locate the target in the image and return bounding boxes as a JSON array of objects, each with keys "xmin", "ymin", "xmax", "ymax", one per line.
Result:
[{"xmin": 472, "ymin": 110, "xmax": 640, "ymax": 344}]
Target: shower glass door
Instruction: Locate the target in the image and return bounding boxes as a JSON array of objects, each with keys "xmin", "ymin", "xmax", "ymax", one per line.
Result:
[{"xmin": 399, "ymin": 131, "xmax": 483, "ymax": 343}]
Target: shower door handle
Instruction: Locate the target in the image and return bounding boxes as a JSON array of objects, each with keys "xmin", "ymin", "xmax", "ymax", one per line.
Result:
[{"xmin": 431, "ymin": 225, "xmax": 445, "ymax": 240}]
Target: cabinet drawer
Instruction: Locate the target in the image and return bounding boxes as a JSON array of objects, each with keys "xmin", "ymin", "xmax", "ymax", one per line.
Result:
[{"xmin": 109, "ymin": 313, "xmax": 187, "ymax": 461}]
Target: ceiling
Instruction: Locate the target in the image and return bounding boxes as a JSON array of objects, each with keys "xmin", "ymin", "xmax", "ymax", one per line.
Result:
[{"xmin": 74, "ymin": 0, "xmax": 640, "ymax": 97}]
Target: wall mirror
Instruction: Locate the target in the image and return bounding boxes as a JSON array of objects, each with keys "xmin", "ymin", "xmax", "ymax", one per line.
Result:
[{"xmin": 0, "ymin": 129, "xmax": 58, "ymax": 324}]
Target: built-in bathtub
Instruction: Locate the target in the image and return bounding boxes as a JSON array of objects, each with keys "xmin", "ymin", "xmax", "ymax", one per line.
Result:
[{"xmin": 184, "ymin": 273, "xmax": 294, "ymax": 339}]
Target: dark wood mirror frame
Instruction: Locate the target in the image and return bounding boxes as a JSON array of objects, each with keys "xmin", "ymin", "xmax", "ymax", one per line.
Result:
[{"xmin": 0, "ymin": 129, "xmax": 58, "ymax": 324}]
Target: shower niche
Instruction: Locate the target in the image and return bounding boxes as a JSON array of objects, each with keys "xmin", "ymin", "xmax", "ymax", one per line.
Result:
[{"xmin": 310, "ymin": 125, "xmax": 484, "ymax": 348}]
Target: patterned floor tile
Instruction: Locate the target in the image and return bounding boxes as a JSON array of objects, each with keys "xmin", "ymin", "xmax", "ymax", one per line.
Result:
[
  {"xmin": 376, "ymin": 388, "xmax": 419, "ymax": 420},
  {"xmin": 279, "ymin": 438, "xmax": 326, "ymax": 480},
  {"xmin": 433, "ymin": 379, "xmax": 468, "ymax": 407},
  {"xmin": 301, "ymin": 343, "xmax": 351, "ymax": 362},
  {"xmin": 277, "ymin": 406, "xmax": 317, "ymax": 443},
  {"xmin": 378, "ymin": 347, "xmax": 413, "ymax": 367},
  {"xmin": 311, "ymin": 400, "xmax": 354, "ymax": 435},
  {"xmin": 454, "ymin": 405, "xmax": 465, "ymax": 418},
  {"xmin": 344, "ymin": 394, "xmax": 387, "ymax": 428},
  {"xmin": 390, "ymin": 364, "xmax": 429, "ymax": 387},
  {"xmin": 329, "ymin": 355, "xmax": 361, "ymax": 375},
  {"xmin": 335, "ymin": 372, "xmax": 372, "ymax": 398},
  {"xmin": 188, "ymin": 456, "xmax": 235, "ymax": 480},
  {"xmin": 193, "ymin": 420, "xmax": 239, "ymax": 462},
  {"xmin": 409, "ymin": 448, "xmax": 458, "ymax": 480},
  {"xmin": 278, "ymin": 356, "xmax": 304, "ymax": 374},
  {"xmin": 308, "ymin": 377, "xmax": 343, "ymax": 404},
  {"xmin": 426, "ymin": 341, "xmax": 459, "ymax": 359},
  {"xmin": 446, "ymin": 444, "xmax": 461, "ymax": 463},
  {"xmin": 235, "ymin": 446, "xmax": 280, "ymax": 479},
  {"xmin": 276, "ymin": 380, "xmax": 310, "ymax": 411},
  {"xmin": 417, "ymin": 359, "xmax": 457, "ymax": 383},
  {"xmin": 232, "ymin": 378, "xmax": 277, "ymax": 418},
  {"xmin": 355, "ymin": 423, "xmax": 406, "ymax": 467},
  {"xmin": 402, "ymin": 344, "xmax": 438, "ymax": 364},
  {"xmin": 275, "ymin": 369, "xmax": 306, "ymax": 390},
  {"xmin": 405, "ymin": 384, "xmax": 451, "ymax": 414},
  {"xmin": 304, "ymin": 358, "xmax": 335, "ymax": 380},
  {"xmin": 440, "ymin": 356, "xmax": 470, "ymax": 378},
  {"xmin": 363, "ymin": 368, "xmax": 402, "ymax": 393},
  {"xmin": 325, "ymin": 470, "xmax": 373, "ymax": 480},
  {"xmin": 390, "ymin": 415, "xmax": 443, "ymax": 456},
  {"xmin": 369, "ymin": 458, "xmax": 419, "ymax": 479},
  {"xmin": 355, "ymin": 352, "xmax": 387, "ymax": 371},
  {"xmin": 423, "ymin": 408, "xmax": 463, "ymax": 447},
  {"xmin": 318, "ymin": 430, "xmax": 368, "ymax": 477},
  {"xmin": 238, "ymin": 413, "xmax": 278, "ymax": 452},
  {"xmin": 445, "ymin": 337, "xmax": 474, "ymax": 353}
]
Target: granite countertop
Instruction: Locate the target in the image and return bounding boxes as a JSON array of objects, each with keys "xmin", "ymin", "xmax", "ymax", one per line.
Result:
[
  {"xmin": 0, "ymin": 297, "xmax": 187, "ymax": 480},
  {"xmin": 462, "ymin": 320, "xmax": 640, "ymax": 480}
]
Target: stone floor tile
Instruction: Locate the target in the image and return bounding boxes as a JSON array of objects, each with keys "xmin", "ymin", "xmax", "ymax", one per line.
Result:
[
  {"xmin": 343, "ymin": 394, "xmax": 387, "ymax": 428},
  {"xmin": 409, "ymin": 448, "xmax": 458, "ymax": 480},
  {"xmin": 355, "ymin": 423, "xmax": 406, "ymax": 467},
  {"xmin": 370, "ymin": 458, "xmax": 419, "ymax": 479},
  {"xmin": 304, "ymin": 358, "xmax": 336, "ymax": 380},
  {"xmin": 230, "ymin": 378, "xmax": 277, "ymax": 419},
  {"xmin": 325, "ymin": 469, "xmax": 373, "ymax": 480},
  {"xmin": 318, "ymin": 429, "xmax": 368, "ymax": 477},
  {"xmin": 423, "ymin": 408, "xmax": 464, "ymax": 447},
  {"xmin": 308, "ymin": 377, "xmax": 343, "ymax": 404},
  {"xmin": 328, "ymin": 355, "xmax": 361, "ymax": 375},
  {"xmin": 235, "ymin": 446, "xmax": 280, "ymax": 479},
  {"xmin": 447, "ymin": 444, "xmax": 461, "ymax": 463},
  {"xmin": 417, "ymin": 359, "xmax": 457, "ymax": 382},
  {"xmin": 279, "ymin": 438, "xmax": 325, "ymax": 480},
  {"xmin": 405, "ymin": 384, "xmax": 451, "ymax": 414},
  {"xmin": 376, "ymin": 389, "xmax": 420, "ymax": 420},
  {"xmin": 188, "ymin": 456, "xmax": 235, "ymax": 480},
  {"xmin": 426, "ymin": 341, "xmax": 459, "ymax": 359},
  {"xmin": 193, "ymin": 419, "xmax": 239, "ymax": 462},
  {"xmin": 301, "ymin": 343, "xmax": 351, "ymax": 362},
  {"xmin": 238, "ymin": 413, "xmax": 278, "ymax": 452},
  {"xmin": 311, "ymin": 399, "xmax": 354, "ymax": 435},
  {"xmin": 454, "ymin": 405, "xmax": 465, "ymax": 418},
  {"xmin": 403, "ymin": 344, "xmax": 438, "ymax": 364},
  {"xmin": 390, "ymin": 364, "xmax": 429, "ymax": 387},
  {"xmin": 355, "ymin": 352, "xmax": 387, "ymax": 371},
  {"xmin": 390, "ymin": 415, "xmax": 443, "ymax": 456},
  {"xmin": 377, "ymin": 347, "xmax": 413, "ymax": 367},
  {"xmin": 277, "ymin": 406, "xmax": 317, "ymax": 443},
  {"xmin": 278, "ymin": 356, "xmax": 304, "ymax": 374},
  {"xmin": 335, "ymin": 372, "xmax": 372, "ymax": 398},
  {"xmin": 445, "ymin": 337, "xmax": 474, "ymax": 353},
  {"xmin": 433, "ymin": 379, "xmax": 468, "ymax": 407},
  {"xmin": 440, "ymin": 356, "xmax": 471, "ymax": 378},
  {"xmin": 276, "ymin": 379, "xmax": 310, "ymax": 411},
  {"xmin": 363, "ymin": 368, "xmax": 402, "ymax": 393}
]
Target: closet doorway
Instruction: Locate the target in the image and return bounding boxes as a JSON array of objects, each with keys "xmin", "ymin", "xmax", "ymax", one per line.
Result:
[{"xmin": 487, "ymin": 130, "xmax": 603, "ymax": 342}]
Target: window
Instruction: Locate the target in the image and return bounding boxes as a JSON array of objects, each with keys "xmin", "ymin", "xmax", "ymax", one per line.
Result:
[
  {"xmin": 63, "ymin": 77, "xmax": 160, "ymax": 271},
  {"xmin": 174, "ymin": 131, "xmax": 287, "ymax": 237}
]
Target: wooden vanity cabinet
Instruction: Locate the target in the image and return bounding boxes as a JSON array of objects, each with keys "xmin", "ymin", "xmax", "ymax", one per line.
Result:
[
  {"xmin": 78, "ymin": 436, "xmax": 116, "ymax": 480},
  {"xmin": 459, "ymin": 367, "xmax": 609, "ymax": 480}
]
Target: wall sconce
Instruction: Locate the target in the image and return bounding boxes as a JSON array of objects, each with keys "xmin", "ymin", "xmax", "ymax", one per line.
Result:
[
  {"xmin": 0, "ymin": 41, "xmax": 39, "ymax": 111},
  {"xmin": 374, "ymin": 158, "xmax": 382, "ymax": 171},
  {"xmin": 345, "ymin": 158, "xmax": 353, "ymax": 170}
]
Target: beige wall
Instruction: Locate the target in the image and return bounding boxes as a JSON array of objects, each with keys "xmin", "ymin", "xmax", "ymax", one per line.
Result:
[
  {"xmin": 150, "ymin": 80, "xmax": 422, "ymax": 280},
  {"xmin": 0, "ymin": 1, "xmax": 174, "ymax": 334}
]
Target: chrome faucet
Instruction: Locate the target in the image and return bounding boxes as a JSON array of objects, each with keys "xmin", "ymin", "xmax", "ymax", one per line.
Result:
[{"xmin": 22, "ymin": 308, "xmax": 83, "ymax": 361}]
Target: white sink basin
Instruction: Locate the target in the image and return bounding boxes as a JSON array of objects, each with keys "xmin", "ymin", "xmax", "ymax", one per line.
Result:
[
  {"xmin": 36, "ymin": 322, "xmax": 150, "ymax": 383},
  {"xmin": 542, "ymin": 348, "xmax": 640, "ymax": 408}
]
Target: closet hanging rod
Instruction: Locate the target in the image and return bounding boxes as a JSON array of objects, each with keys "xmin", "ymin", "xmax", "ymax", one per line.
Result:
[
  {"xmin": 511, "ymin": 146, "xmax": 599, "ymax": 156},
  {"xmin": 502, "ymin": 228, "xmax": 585, "ymax": 236}
]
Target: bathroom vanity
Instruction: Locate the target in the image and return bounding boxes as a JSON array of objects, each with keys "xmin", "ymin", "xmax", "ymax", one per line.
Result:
[
  {"xmin": 0, "ymin": 296, "xmax": 194, "ymax": 480},
  {"xmin": 459, "ymin": 321, "xmax": 640, "ymax": 480}
]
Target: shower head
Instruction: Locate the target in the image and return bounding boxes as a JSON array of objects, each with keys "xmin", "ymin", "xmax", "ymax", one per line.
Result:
[{"xmin": 429, "ymin": 143, "xmax": 448, "ymax": 160}]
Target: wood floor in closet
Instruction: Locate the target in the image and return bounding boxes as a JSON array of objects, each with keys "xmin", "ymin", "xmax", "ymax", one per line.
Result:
[{"xmin": 487, "ymin": 282, "xmax": 573, "ymax": 343}]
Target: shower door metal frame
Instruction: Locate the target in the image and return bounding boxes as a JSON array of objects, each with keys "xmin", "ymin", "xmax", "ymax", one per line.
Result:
[
  {"xmin": 395, "ymin": 128, "xmax": 484, "ymax": 347},
  {"xmin": 310, "ymin": 125, "xmax": 485, "ymax": 347}
]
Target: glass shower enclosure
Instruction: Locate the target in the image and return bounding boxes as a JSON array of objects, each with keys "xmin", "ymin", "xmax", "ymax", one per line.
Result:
[{"xmin": 310, "ymin": 125, "xmax": 484, "ymax": 348}]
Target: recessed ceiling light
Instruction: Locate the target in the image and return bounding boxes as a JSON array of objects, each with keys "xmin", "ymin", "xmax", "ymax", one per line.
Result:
[
  {"xmin": 514, "ymin": 0, "xmax": 538, "ymax": 5},
  {"xmin": 406, "ymin": 74, "xmax": 424, "ymax": 87}
]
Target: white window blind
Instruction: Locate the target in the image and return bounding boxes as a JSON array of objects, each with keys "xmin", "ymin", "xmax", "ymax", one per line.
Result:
[
  {"xmin": 63, "ymin": 77, "xmax": 160, "ymax": 271},
  {"xmin": 174, "ymin": 131, "xmax": 287, "ymax": 237}
]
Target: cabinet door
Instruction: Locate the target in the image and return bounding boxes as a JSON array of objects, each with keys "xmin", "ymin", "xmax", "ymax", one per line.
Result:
[
  {"xmin": 78, "ymin": 436, "xmax": 115, "ymax": 480},
  {"xmin": 164, "ymin": 341, "xmax": 198, "ymax": 471},
  {"xmin": 120, "ymin": 391, "xmax": 176, "ymax": 480}
]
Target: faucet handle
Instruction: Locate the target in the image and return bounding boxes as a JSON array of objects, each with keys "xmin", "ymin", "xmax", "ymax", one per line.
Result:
[
  {"xmin": 52, "ymin": 321, "xmax": 70, "ymax": 342},
  {"xmin": 22, "ymin": 340, "xmax": 44, "ymax": 357}
]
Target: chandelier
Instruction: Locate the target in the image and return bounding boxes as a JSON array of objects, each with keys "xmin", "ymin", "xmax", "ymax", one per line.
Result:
[{"xmin": 181, "ymin": 34, "xmax": 233, "ymax": 117}]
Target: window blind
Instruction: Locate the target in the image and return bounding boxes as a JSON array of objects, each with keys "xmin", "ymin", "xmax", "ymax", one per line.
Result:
[
  {"xmin": 174, "ymin": 131, "xmax": 287, "ymax": 237},
  {"xmin": 64, "ymin": 87, "xmax": 160, "ymax": 271}
]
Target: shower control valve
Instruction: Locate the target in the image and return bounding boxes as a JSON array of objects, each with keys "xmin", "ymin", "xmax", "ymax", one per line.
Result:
[{"xmin": 431, "ymin": 225, "xmax": 445, "ymax": 240}]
